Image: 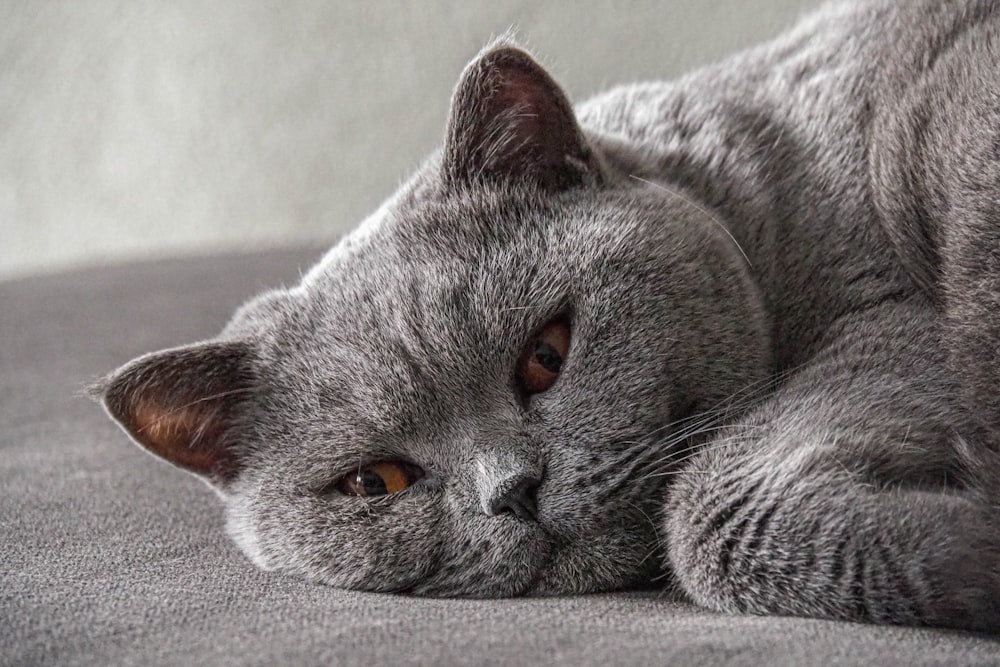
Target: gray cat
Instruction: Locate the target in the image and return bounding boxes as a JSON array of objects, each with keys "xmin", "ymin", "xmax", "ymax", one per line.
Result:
[{"xmin": 96, "ymin": 0, "xmax": 1000, "ymax": 632}]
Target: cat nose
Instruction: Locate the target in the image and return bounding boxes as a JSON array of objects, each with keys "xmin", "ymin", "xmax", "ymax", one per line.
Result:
[{"xmin": 487, "ymin": 474, "xmax": 541, "ymax": 522}]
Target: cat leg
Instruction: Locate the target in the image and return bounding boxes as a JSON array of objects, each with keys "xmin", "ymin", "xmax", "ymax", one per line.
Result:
[
  {"xmin": 940, "ymin": 169, "xmax": 1000, "ymax": 438},
  {"xmin": 663, "ymin": 420, "xmax": 1000, "ymax": 632},
  {"xmin": 879, "ymin": 28, "xmax": 1000, "ymax": 438}
]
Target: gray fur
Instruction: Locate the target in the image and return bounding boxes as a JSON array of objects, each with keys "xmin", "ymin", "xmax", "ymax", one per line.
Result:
[{"xmin": 98, "ymin": 0, "xmax": 1000, "ymax": 632}]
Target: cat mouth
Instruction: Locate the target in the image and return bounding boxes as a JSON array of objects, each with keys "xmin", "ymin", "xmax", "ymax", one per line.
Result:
[
  {"xmin": 522, "ymin": 543, "xmax": 636, "ymax": 596},
  {"xmin": 391, "ymin": 521, "xmax": 555, "ymax": 598},
  {"xmin": 356, "ymin": 492, "xmax": 666, "ymax": 599},
  {"xmin": 363, "ymin": 515, "xmax": 661, "ymax": 599},
  {"xmin": 524, "ymin": 502, "xmax": 667, "ymax": 596}
]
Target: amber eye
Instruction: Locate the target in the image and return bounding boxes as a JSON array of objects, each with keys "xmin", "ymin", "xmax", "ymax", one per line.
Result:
[
  {"xmin": 337, "ymin": 461, "xmax": 423, "ymax": 497},
  {"xmin": 516, "ymin": 318, "xmax": 571, "ymax": 395}
]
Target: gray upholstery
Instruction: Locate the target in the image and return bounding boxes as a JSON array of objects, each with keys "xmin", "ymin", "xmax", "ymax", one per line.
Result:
[{"xmin": 4, "ymin": 250, "xmax": 999, "ymax": 666}]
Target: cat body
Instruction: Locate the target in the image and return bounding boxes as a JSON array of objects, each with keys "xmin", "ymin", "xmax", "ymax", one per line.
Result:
[{"xmin": 98, "ymin": 0, "xmax": 1000, "ymax": 631}]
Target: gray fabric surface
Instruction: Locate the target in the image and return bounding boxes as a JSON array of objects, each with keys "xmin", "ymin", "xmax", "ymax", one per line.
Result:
[{"xmin": 3, "ymin": 249, "xmax": 999, "ymax": 666}]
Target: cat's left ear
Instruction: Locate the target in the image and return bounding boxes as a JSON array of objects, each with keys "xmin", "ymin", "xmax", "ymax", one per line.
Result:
[
  {"xmin": 442, "ymin": 42, "xmax": 601, "ymax": 191},
  {"xmin": 93, "ymin": 341, "xmax": 256, "ymax": 490}
]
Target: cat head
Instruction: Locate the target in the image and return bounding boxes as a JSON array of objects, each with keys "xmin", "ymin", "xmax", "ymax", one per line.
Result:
[{"xmin": 97, "ymin": 41, "xmax": 770, "ymax": 596}]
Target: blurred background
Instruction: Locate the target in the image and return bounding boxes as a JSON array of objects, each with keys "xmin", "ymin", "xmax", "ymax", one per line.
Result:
[{"xmin": 1, "ymin": 0, "xmax": 818, "ymax": 281}]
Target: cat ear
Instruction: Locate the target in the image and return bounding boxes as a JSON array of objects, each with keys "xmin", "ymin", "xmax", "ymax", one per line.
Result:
[
  {"xmin": 442, "ymin": 42, "xmax": 600, "ymax": 191},
  {"xmin": 94, "ymin": 341, "xmax": 255, "ymax": 487}
]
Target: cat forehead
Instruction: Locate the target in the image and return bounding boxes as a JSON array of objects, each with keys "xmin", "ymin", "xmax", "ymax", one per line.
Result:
[
  {"xmin": 246, "ymin": 215, "xmax": 529, "ymax": 356},
  {"xmin": 379, "ymin": 182, "xmax": 561, "ymax": 264},
  {"xmin": 295, "ymin": 187, "xmax": 580, "ymax": 317}
]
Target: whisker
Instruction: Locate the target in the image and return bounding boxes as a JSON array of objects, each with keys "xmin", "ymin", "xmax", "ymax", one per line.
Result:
[
  {"xmin": 630, "ymin": 174, "xmax": 753, "ymax": 268},
  {"xmin": 591, "ymin": 360, "xmax": 815, "ymax": 521}
]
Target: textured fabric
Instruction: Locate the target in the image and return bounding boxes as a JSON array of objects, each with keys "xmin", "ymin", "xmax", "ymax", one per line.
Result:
[{"xmin": 3, "ymin": 250, "xmax": 999, "ymax": 666}]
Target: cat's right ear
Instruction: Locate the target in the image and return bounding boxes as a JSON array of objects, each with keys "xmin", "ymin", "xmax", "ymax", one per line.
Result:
[
  {"xmin": 442, "ymin": 41, "xmax": 601, "ymax": 191},
  {"xmin": 92, "ymin": 341, "xmax": 256, "ymax": 489}
]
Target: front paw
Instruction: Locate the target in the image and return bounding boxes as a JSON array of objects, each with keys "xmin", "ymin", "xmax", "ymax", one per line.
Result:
[
  {"xmin": 665, "ymin": 466, "xmax": 1000, "ymax": 632},
  {"xmin": 663, "ymin": 466, "xmax": 786, "ymax": 616}
]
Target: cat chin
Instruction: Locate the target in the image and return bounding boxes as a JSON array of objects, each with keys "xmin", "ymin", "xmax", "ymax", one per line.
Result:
[
  {"xmin": 225, "ymin": 504, "xmax": 656, "ymax": 598},
  {"xmin": 395, "ymin": 525, "xmax": 662, "ymax": 598},
  {"xmin": 524, "ymin": 539, "xmax": 663, "ymax": 597}
]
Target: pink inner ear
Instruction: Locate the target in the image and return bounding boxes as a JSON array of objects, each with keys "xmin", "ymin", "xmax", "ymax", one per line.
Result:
[
  {"xmin": 495, "ymin": 68, "xmax": 564, "ymax": 156},
  {"xmin": 132, "ymin": 397, "xmax": 222, "ymax": 474},
  {"xmin": 443, "ymin": 45, "xmax": 593, "ymax": 191},
  {"xmin": 101, "ymin": 339, "xmax": 251, "ymax": 484}
]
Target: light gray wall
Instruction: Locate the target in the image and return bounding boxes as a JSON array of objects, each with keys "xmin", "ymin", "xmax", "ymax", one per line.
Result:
[{"xmin": 1, "ymin": 0, "xmax": 819, "ymax": 280}]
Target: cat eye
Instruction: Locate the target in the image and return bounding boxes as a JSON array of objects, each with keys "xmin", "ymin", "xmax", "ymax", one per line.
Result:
[
  {"xmin": 516, "ymin": 318, "xmax": 571, "ymax": 395},
  {"xmin": 337, "ymin": 461, "xmax": 424, "ymax": 497}
]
